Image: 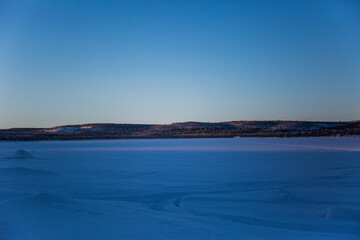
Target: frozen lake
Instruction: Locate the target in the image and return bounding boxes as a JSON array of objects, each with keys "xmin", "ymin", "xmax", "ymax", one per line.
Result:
[{"xmin": 0, "ymin": 138, "xmax": 360, "ymax": 239}]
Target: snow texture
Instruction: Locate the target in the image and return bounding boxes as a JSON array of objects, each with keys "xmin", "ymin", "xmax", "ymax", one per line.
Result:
[{"xmin": 0, "ymin": 137, "xmax": 359, "ymax": 239}]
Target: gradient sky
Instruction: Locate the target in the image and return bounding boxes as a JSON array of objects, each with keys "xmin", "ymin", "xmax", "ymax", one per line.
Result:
[{"xmin": 1, "ymin": 0, "xmax": 359, "ymax": 128}]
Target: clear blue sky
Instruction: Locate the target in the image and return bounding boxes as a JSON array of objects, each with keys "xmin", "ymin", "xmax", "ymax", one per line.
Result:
[{"xmin": 1, "ymin": 0, "xmax": 359, "ymax": 128}]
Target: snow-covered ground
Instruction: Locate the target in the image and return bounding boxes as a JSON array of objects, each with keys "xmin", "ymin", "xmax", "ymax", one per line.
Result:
[{"xmin": 0, "ymin": 138, "xmax": 359, "ymax": 240}]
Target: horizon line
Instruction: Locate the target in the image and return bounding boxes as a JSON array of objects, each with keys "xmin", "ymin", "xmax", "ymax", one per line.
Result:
[{"xmin": 3, "ymin": 119, "xmax": 359, "ymax": 130}]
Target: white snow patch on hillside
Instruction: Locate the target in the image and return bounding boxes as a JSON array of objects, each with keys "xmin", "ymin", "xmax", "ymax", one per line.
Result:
[{"xmin": 44, "ymin": 127, "xmax": 79, "ymax": 133}]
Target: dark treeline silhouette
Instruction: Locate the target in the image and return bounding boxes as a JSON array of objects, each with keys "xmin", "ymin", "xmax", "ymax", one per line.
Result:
[{"xmin": 1, "ymin": 121, "xmax": 359, "ymax": 141}]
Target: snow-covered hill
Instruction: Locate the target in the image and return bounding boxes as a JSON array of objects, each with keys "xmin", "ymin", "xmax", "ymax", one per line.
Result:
[{"xmin": 1, "ymin": 121, "xmax": 359, "ymax": 141}]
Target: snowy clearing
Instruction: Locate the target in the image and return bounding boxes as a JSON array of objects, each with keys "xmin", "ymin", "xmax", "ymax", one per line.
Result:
[{"xmin": 0, "ymin": 138, "xmax": 359, "ymax": 239}]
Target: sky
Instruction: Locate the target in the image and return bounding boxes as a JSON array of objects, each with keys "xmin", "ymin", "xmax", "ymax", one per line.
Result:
[{"xmin": 0, "ymin": 0, "xmax": 359, "ymax": 128}]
